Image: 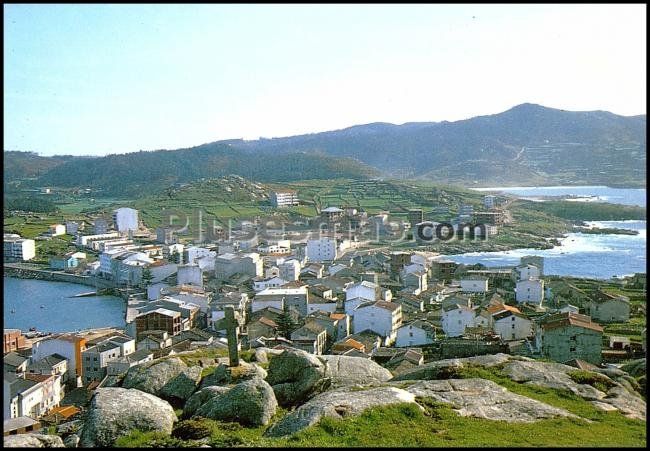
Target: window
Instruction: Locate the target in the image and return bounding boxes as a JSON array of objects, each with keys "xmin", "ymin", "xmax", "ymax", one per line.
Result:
[{"xmin": 569, "ymin": 347, "xmax": 576, "ymax": 353}]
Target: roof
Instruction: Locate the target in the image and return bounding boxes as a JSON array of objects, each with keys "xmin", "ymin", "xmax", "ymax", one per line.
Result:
[
  {"xmin": 590, "ymin": 290, "xmax": 630, "ymax": 304},
  {"xmin": 330, "ymin": 313, "xmax": 346, "ymax": 320},
  {"xmin": 42, "ymin": 405, "xmax": 80, "ymax": 421},
  {"xmin": 486, "ymin": 303, "xmax": 521, "ymax": 315},
  {"xmin": 373, "ymin": 301, "xmax": 401, "ymax": 312},
  {"xmin": 136, "ymin": 308, "xmax": 180, "ymax": 318},
  {"xmin": 322, "ymin": 207, "xmax": 344, "ymax": 213},
  {"xmin": 541, "ymin": 312, "xmax": 604, "ymax": 333},
  {"xmin": 257, "ymin": 317, "xmax": 279, "ymax": 328},
  {"xmin": 4, "ymin": 416, "xmax": 39, "ymax": 432},
  {"xmin": 492, "ymin": 310, "xmax": 530, "ymax": 322},
  {"xmin": 4, "ymin": 352, "xmax": 27, "ymax": 368},
  {"xmin": 401, "ymin": 320, "xmax": 436, "ymax": 333},
  {"xmin": 27, "ymin": 353, "xmax": 67, "ymax": 371},
  {"xmin": 335, "ymin": 338, "xmax": 365, "ymax": 351}
]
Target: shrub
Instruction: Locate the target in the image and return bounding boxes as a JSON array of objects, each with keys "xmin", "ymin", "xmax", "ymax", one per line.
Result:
[
  {"xmin": 568, "ymin": 370, "xmax": 617, "ymax": 393},
  {"xmin": 172, "ymin": 419, "xmax": 213, "ymax": 440}
]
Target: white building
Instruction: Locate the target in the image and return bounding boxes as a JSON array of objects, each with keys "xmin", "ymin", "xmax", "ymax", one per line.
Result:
[
  {"xmin": 76, "ymin": 232, "xmax": 121, "ymax": 248},
  {"xmin": 484, "ymin": 195, "xmax": 496, "ymax": 209},
  {"xmin": 177, "ymin": 264, "xmax": 203, "ymax": 287},
  {"xmin": 214, "ymin": 252, "xmax": 263, "ymax": 280},
  {"xmin": 48, "ymin": 224, "xmax": 66, "ymax": 236},
  {"xmin": 31, "ymin": 334, "xmax": 87, "ymax": 383},
  {"xmin": 65, "ymin": 221, "xmax": 80, "ymax": 235},
  {"xmin": 278, "ymin": 259, "xmax": 301, "ymax": 281},
  {"xmin": 4, "ymin": 373, "xmax": 63, "ymax": 419},
  {"xmin": 515, "ymin": 264, "xmax": 541, "ymax": 281},
  {"xmin": 395, "ymin": 320, "xmax": 437, "ymax": 348},
  {"xmin": 253, "ymin": 276, "xmax": 289, "ymax": 292},
  {"xmin": 352, "ymin": 301, "xmax": 402, "ymax": 345},
  {"xmin": 270, "ymin": 190, "xmax": 299, "ymax": 207},
  {"xmin": 113, "ymin": 208, "xmax": 139, "ymax": 233},
  {"xmin": 183, "ymin": 246, "xmax": 215, "ymax": 265},
  {"xmin": 345, "ymin": 280, "xmax": 379, "ymax": 302},
  {"xmin": 344, "ymin": 296, "xmax": 373, "ymax": 317},
  {"xmin": 515, "ymin": 279, "xmax": 545, "ymax": 305},
  {"xmin": 306, "ymin": 238, "xmax": 338, "ymax": 262},
  {"xmin": 460, "ymin": 278, "xmax": 489, "ymax": 294},
  {"xmin": 492, "ymin": 311, "xmax": 533, "ymax": 341},
  {"xmin": 441, "ymin": 304, "xmax": 476, "ymax": 337},
  {"xmin": 252, "ymin": 287, "xmax": 309, "ymax": 316},
  {"xmin": 4, "ymin": 235, "xmax": 36, "ymax": 261}
]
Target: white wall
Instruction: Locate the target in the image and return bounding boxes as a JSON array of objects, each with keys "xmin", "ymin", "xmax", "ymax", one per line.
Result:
[{"xmin": 441, "ymin": 307, "xmax": 476, "ymax": 337}]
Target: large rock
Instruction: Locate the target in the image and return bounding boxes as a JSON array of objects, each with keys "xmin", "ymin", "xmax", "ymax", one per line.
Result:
[
  {"xmin": 266, "ymin": 349, "xmax": 328, "ymax": 406},
  {"xmin": 4, "ymin": 434, "xmax": 65, "ymax": 448},
  {"xmin": 265, "ymin": 386, "xmax": 416, "ymax": 437},
  {"xmin": 122, "ymin": 357, "xmax": 202, "ymax": 402},
  {"xmin": 318, "ymin": 355, "xmax": 393, "ymax": 387},
  {"xmin": 183, "ymin": 385, "xmax": 231, "ymax": 418},
  {"xmin": 199, "ymin": 362, "xmax": 267, "ymax": 389},
  {"xmin": 63, "ymin": 434, "xmax": 80, "ymax": 448},
  {"xmin": 390, "ymin": 353, "xmax": 516, "ymax": 381},
  {"xmin": 403, "ymin": 378, "xmax": 578, "ymax": 422},
  {"xmin": 79, "ymin": 387, "xmax": 176, "ymax": 447},
  {"xmin": 194, "ymin": 377, "xmax": 278, "ymax": 426},
  {"xmin": 253, "ymin": 347, "xmax": 284, "ymax": 364}
]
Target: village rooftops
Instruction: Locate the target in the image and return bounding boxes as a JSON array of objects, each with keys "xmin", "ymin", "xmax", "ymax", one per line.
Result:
[
  {"xmin": 492, "ymin": 310, "xmax": 529, "ymax": 321},
  {"xmin": 136, "ymin": 307, "xmax": 181, "ymax": 318},
  {"xmin": 257, "ymin": 317, "xmax": 279, "ymax": 328},
  {"xmin": 26, "ymin": 353, "xmax": 66, "ymax": 371},
  {"xmin": 330, "ymin": 313, "xmax": 346, "ymax": 320},
  {"xmin": 487, "ymin": 303, "xmax": 522, "ymax": 315},
  {"xmin": 256, "ymin": 287, "xmax": 307, "ymax": 296},
  {"xmin": 4, "ymin": 352, "xmax": 28, "ymax": 368},
  {"xmin": 590, "ymin": 290, "xmax": 630, "ymax": 304}
]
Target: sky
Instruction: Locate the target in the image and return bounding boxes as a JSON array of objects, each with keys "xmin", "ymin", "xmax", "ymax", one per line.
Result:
[{"xmin": 4, "ymin": 4, "xmax": 647, "ymax": 156}]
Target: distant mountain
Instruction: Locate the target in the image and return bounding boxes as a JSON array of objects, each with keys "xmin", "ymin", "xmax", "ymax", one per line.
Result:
[
  {"xmin": 233, "ymin": 103, "xmax": 646, "ymax": 187},
  {"xmin": 4, "ymin": 103, "xmax": 646, "ymax": 196}
]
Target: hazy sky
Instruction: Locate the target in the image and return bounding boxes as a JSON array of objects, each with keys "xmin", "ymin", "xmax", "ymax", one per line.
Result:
[{"xmin": 4, "ymin": 4, "xmax": 646, "ymax": 156}]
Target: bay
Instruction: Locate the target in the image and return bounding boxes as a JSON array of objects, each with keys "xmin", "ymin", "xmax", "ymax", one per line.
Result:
[
  {"xmin": 3, "ymin": 277, "xmax": 126, "ymax": 333},
  {"xmin": 438, "ymin": 220, "xmax": 646, "ymax": 280}
]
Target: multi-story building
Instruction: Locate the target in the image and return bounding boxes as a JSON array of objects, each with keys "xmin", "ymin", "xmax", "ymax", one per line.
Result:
[
  {"xmin": 4, "ymin": 329, "xmax": 27, "ymax": 354},
  {"xmin": 270, "ymin": 190, "xmax": 299, "ymax": 207},
  {"xmin": 395, "ymin": 320, "xmax": 437, "ymax": 348},
  {"xmin": 214, "ymin": 252, "xmax": 263, "ymax": 280},
  {"xmin": 484, "ymin": 195, "xmax": 497, "ymax": 209},
  {"xmin": 352, "ymin": 301, "xmax": 402, "ymax": 345},
  {"xmin": 4, "ymin": 235, "xmax": 36, "ymax": 261},
  {"xmin": 586, "ymin": 290, "xmax": 630, "ymax": 323},
  {"xmin": 252, "ymin": 287, "xmax": 309, "ymax": 316},
  {"xmin": 135, "ymin": 308, "xmax": 182, "ymax": 338},
  {"xmin": 31, "ymin": 334, "xmax": 87, "ymax": 384},
  {"xmin": 278, "ymin": 259, "xmax": 301, "ymax": 281},
  {"xmin": 48, "ymin": 224, "xmax": 66, "ymax": 236},
  {"xmin": 539, "ymin": 312, "xmax": 603, "ymax": 365},
  {"xmin": 407, "ymin": 209, "xmax": 424, "ymax": 227},
  {"xmin": 515, "ymin": 279, "xmax": 545, "ymax": 305},
  {"xmin": 306, "ymin": 238, "xmax": 339, "ymax": 262},
  {"xmin": 113, "ymin": 208, "xmax": 139, "ymax": 233}
]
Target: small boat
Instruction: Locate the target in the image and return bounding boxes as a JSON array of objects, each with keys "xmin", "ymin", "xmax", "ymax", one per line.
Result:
[
  {"xmin": 40, "ymin": 305, "xmax": 45, "ymax": 309},
  {"xmin": 29, "ymin": 327, "xmax": 36, "ymax": 331},
  {"xmin": 10, "ymin": 309, "xmax": 15, "ymax": 314}
]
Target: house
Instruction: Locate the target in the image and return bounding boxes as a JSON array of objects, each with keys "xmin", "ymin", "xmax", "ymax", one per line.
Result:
[
  {"xmin": 306, "ymin": 238, "xmax": 339, "ymax": 262},
  {"xmin": 3, "ymin": 235, "xmax": 36, "ymax": 261},
  {"xmin": 344, "ymin": 296, "xmax": 374, "ymax": 317},
  {"xmin": 290, "ymin": 323, "xmax": 327, "ymax": 355},
  {"xmin": 214, "ymin": 252, "xmax": 263, "ymax": 279},
  {"xmin": 31, "ymin": 334, "xmax": 87, "ymax": 384},
  {"xmin": 3, "ymin": 329, "xmax": 27, "ymax": 354},
  {"xmin": 49, "ymin": 252, "xmax": 79, "ymax": 271},
  {"xmin": 331, "ymin": 337, "xmax": 366, "ymax": 355},
  {"xmin": 516, "ymin": 279, "xmax": 545, "ymax": 305},
  {"xmin": 460, "ymin": 278, "xmax": 489, "ymax": 294},
  {"xmin": 352, "ymin": 301, "xmax": 402, "ymax": 345},
  {"xmin": 4, "ymin": 352, "xmax": 29, "ymax": 375},
  {"xmin": 401, "ymin": 270, "xmax": 428, "ymax": 293},
  {"xmin": 441, "ymin": 304, "xmax": 476, "ymax": 338},
  {"xmin": 278, "ymin": 259, "xmax": 301, "ymax": 281},
  {"xmin": 48, "ymin": 224, "xmax": 66, "ymax": 236},
  {"xmin": 515, "ymin": 264, "xmax": 541, "ymax": 281},
  {"xmin": 4, "ymin": 373, "xmax": 63, "ymax": 419},
  {"xmin": 395, "ymin": 320, "xmax": 437, "ymax": 348},
  {"xmin": 248, "ymin": 316, "xmax": 280, "ymax": 342},
  {"xmin": 539, "ymin": 312, "xmax": 603, "ymax": 365},
  {"xmin": 176, "ymin": 264, "xmax": 203, "ymax": 287},
  {"xmin": 299, "ymin": 263, "xmax": 324, "ymax": 281},
  {"xmin": 81, "ymin": 341, "xmax": 123, "ymax": 384},
  {"xmin": 112, "ymin": 208, "xmax": 139, "ymax": 233},
  {"xmin": 135, "ymin": 308, "xmax": 182, "ymax": 337},
  {"xmin": 159, "ymin": 285, "xmax": 212, "ymax": 314},
  {"xmin": 586, "ymin": 291, "xmax": 630, "ymax": 323},
  {"xmin": 209, "ymin": 291, "xmax": 249, "ymax": 328},
  {"xmin": 106, "ymin": 349, "xmax": 154, "ymax": 376},
  {"xmin": 137, "ymin": 298, "xmax": 200, "ymax": 331},
  {"xmin": 253, "ymin": 276, "xmax": 289, "ymax": 292},
  {"xmin": 304, "ymin": 312, "xmax": 340, "ymax": 345},
  {"xmin": 330, "ymin": 313, "xmax": 350, "ymax": 339},
  {"xmin": 270, "ymin": 190, "xmax": 299, "ymax": 207},
  {"xmin": 26, "ymin": 354, "xmax": 68, "ymax": 384},
  {"xmin": 136, "ymin": 330, "xmax": 173, "ymax": 353},
  {"xmin": 345, "ymin": 280, "xmax": 380, "ymax": 302},
  {"xmin": 492, "ymin": 310, "xmax": 533, "ymax": 341},
  {"xmin": 343, "ymin": 330, "xmax": 383, "ymax": 354},
  {"xmin": 385, "ymin": 348, "xmax": 424, "ymax": 375},
  {"xmin": 253, "ymin": 287, "xmax": 309, "ymax": 317}
]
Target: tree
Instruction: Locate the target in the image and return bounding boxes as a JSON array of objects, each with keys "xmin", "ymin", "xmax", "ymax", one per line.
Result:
[
  {"xmin": 169, "ymin": 249, "xmax": 180, "ymax": 264},
  {"xmin": 141, "ymin": 267, "xmax": 154, "ymax": 288},
  {"xmin": 276, "ymin": 308, "xmax": 298, "ymax": 339}
]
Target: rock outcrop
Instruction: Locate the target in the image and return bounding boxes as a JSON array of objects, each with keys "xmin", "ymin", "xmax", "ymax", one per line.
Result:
[
  {"xmin": 4, "ymin": 434, "xmax": 65, "ymax": 448},
  {"xmin": 199, "ymin": 361, "xmax": 267, "ymax": 389},
  {"xmin": 266, "ymin": 386, "xmax": 416, "ymax": 437},
  {"xmin": 319, "ymin": 355, "xmax": 393, "ymax": 387},
  {"xmin": 122, "ymin": 357, "xmax": 202, "ymax": 402},
  {"xmin": 403, "ymin": 378, "xmax": 578, "ymax": 422},
  {"xmin": 79, "ymin": 387, "xmax": 176, "ymax": 447},
  {"xmin": 194, "ymin": 377, "xmax": 278, "ymax": 426},
  {"xmin": 266, "ymin": 349, "xmax": 328, "ymax": 406},
  {"xmin": 183, "ymin": 385, "xmax": 231, "ymax": 418},
  {"xmin": 391, "ymin": 353, "xmax": 517, "ymax": 381}
]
